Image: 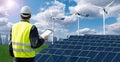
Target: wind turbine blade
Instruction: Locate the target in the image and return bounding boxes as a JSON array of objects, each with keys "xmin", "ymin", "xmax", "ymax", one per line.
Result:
[
  {"xmin": 76, "ymin": 12, "xmax": 89, "ymax": 17},
  {"xmin": 106, "ymin": 0, "xmax": 114, "ymax": 8}
]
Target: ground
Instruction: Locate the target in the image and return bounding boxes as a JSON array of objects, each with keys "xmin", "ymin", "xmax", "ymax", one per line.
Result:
[{"xmin": 0, "ymin": 44, "xmax": 49, "ymax": 62}]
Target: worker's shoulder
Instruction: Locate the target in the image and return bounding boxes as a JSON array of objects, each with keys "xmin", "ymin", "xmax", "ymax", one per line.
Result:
[
  {"xmin": 12, "ymin": 22, "xmax": 20, "ymax": 26},
  {"xmin": 31, "ymin": 25, "xmax": 37, "ymax": 30},
  {"xmin": 13, "ymin": 22, "xmax": 33, "ymax": 27}
]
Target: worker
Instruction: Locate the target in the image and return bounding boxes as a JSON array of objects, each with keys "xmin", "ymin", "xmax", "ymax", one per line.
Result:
[{"xmin": 9, "ymin": 6, "xmax": 48, "ymax": 62}]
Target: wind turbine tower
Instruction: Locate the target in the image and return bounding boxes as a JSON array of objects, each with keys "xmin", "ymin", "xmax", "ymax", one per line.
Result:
[{"xmin": 95, "ymin": 0, "xmax": 114, "ymax": 35}]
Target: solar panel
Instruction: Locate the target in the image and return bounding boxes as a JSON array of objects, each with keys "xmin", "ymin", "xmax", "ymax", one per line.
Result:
[
  {"xmin": 94, "ymin": 52, "xmax": 108, "ymax": 62},
  {"xmin": 103, "ymin": 43, "xmax": 110, "ymax": 47},
  {"xmin": 89, "ymin": 46, "xmax": 97, "ymax": 50},
  {"xmin": 77, "ymin": 42, "xmax": 83, "ymax": 45},
  {"xmin": 47, "ymin": 49, "xmax": 57, "ymax": 54},
  {"xmin": 81, "ymin": 46, "xmax": 90, "ymax": 50},
  {"xmin": 74, "ymin": 45, "xmax": 82, "ymax": 49},
  {"xmin": 66, "ymin": 56, "xmax": 79, "ymax": 62},
  {"xmin": 110, "ymin": 43, "xmax": 117, "ymax": 47},
  {"xmin": 62, "ymin": 50, "xmax": 72, "ymax": 55},
  {"xmin": 112, "ymin": 53, "xmax": 120, "ymax": 62},
  {"xmin": 76, "ymin": 57, "xmax": 90, "ymax": 62},
  {"xmin": 57, "ymin": 55, "xmax": 68, "ymax": 62},
  {"xmin": 104, "ymin": 47, "xmax": 113, "ymax": 52},
  {"xmin": 117, "ymin": 44, "xmax": 120, "ymax": 47},
  {"xmin": 112, "ymin": 47, "xmax": 120, "ymax": 52},
  {"xmin": 53, "ymin": 44, "xmax": 62, "ymax": 48},
  {"xmin": 103, "ymin": 52, "xmax": 117, "ymax": 62},
  {"xmin": 66, "ymin": 45, "xmax": 75, "ymax": 49},
  {"xmin": 83, "ymin": 42, "xmax": 90, "ymax": 45},
  {"xmin": 54, "ymin": 49, "xmax": 64, "ymax": 55},
  {"xmin": 45, "ymin": 55, "xmax": 61, "ymax": 62},
  {"xmin": 60, "ymin": 44, "xmax": 68, "ymax": 49},
  {"xmin": 39, "ymin": 48, "xmax": 50, "ymax": 54},
  {"xmin": 35, "ymin": 35, "xmax": 120, "ymax": 62},
  {"xmin": 79, "ymin": 51, "xmax": 90, "ymax": 57},
  {"xmin": 87, "ymin": 51, "xmax": 98, "ymax": 59},
  {"xmin": 95, "ymin": 43, "xmax": 104, "ymax": 46},
  {"xmin": 63, "ymin": 41, "xmax": 71, "ymax": 44},
  {"xmin": 35, "ymin": 54, "xmax": 42, "ymax": 61},
  {"xmin": 70, "ymin": 50, "xmax": 81, "ymax": 56},
  {"xmin": 89, "ymin": 43, "xmax": 96, "ymax": 46},
  {"xmin": 36, "ymin": 54, "xmax": 50, "ymax": 62},
  {"xmin": 96, "ymin": 47, "xmax": 105, "ymax": 51}
]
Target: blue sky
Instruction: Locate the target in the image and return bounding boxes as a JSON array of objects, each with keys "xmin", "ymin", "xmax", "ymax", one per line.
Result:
[{"xmin": 0, "ymin": 0, "xmax": 120, "ymax": 38}]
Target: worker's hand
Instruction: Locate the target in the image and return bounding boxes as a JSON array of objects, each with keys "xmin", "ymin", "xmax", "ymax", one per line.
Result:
[{"xmin": 41, "ymin": 35, "xmax": 48, "ymax": 40}]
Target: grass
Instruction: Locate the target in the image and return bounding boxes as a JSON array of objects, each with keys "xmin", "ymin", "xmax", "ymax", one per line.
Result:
[
  {"xmin": 0, "ymin": 44, "xmax": 13, "ymax": 62},
  {"xmin": 0, "ymin": 44, "xmax": 49, "ymax": 62},
  {"xmin": 35, "ymin": 44, "xmax": 49, "ymax": 54}
]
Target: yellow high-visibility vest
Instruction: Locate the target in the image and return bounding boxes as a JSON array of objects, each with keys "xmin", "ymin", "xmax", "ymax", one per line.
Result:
[{"xmin": 11, "ymin": 22, "xmax": 35, "ymax": 58}]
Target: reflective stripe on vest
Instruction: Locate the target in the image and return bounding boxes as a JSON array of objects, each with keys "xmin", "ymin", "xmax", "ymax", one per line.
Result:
[
  {"xmin": 11, "ymin": 22, "xmax": 35, "ymax": 58},
  {"xmin": 13, "ymin": 48, "xmax": 33, "ymax": 52},
  {"xmin": 12, "ymin": 42, "xmax": 31, "ymax": 46},
  {"xmin": 12, "ymin": 42, "xmax": 33, "ymax": 52}
]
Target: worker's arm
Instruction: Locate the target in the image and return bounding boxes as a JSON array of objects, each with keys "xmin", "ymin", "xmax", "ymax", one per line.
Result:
[
  {"xmin": 30, "ymin": 25, "xmax": 45, "ymax": 49},
  {"xmin": 9, "ymin": 28, "xmax": 14, "ymax": 57},
  {"xmin": 10, "ymin": 29, "xmax": 11, "ymax": 41}
]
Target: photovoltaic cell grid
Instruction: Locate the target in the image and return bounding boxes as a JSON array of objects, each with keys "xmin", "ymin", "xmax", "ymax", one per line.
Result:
[{"xmin": 35, "ymin": 35, "xmax": 120, "ymax": 62}]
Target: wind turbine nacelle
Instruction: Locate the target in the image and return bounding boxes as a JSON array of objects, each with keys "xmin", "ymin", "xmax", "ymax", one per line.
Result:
[{"xmin": 99, "ymin": 8, "xmax": 109, "ymax": 15}]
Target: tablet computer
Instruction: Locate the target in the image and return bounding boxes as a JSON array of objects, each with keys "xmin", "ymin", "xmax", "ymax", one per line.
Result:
[{"xmin": 40, "ymin": 29, "xmax": 53, "ymax": 38}]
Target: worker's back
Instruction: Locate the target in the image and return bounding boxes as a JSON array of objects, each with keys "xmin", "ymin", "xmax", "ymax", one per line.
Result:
[{"xmin": 11, "ymin": 21, "xmax": 35, "ymax": 58}]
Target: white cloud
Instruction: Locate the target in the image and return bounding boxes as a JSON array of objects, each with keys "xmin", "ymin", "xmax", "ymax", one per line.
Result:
[
  {"xmin": 0, "ymin": 7, "xmax": 8, "ymax": 17},
  {"xmin": 69, "ymin": 0, "xmax": 120, "ymax": 18},
  {"xmin": 0, "ymin": 17, "xmax": 13, "ymax": 33},
  {"xmin": 69, "ymin": 28, "xmax": 102, "ymax": 36},
  {"xmin": 0, "ymin": 0, "xmax": 20, "ymax": 17},
  {"xmin": 69, "ymin": 4, "xmax": 100, "ymax": 18},
  {"xmin": 76, "ymin": 0, "xmax": 115, "ymax": 7},
  {"xmin": 46, "ymin": 2, "xmax": 50, "ymax": 5},
  {"xmin": 31, "ymin": 0, "xmax": 120, "ymax": 38},
  {"xmin": 32, "ymin": 1, "xmax": 67, "ymax": 38},
  {"xmin": 108, "ymin": 5, "xmax": 120, "ymax": 17},
  {"xmin": 32, "ymin": 1, "xmax": 65, "ymax": 26},
  {"xmin": 0, "ymin": 0, "xmax": 19, "ymax": 33},
  {"xmin": 71, "ymin": 0, "xmax": 120, "ymax": 35},
  {"xmin": 106, "ymin": 17, "xmax": 120, "ymax": 34},
  {"xmin": 0, "ymin": 18, "xmax": 8, "ymax": 26},
  {"xmin": 76, "ymin": 28, "xmax": 98, "ymax": 35}
]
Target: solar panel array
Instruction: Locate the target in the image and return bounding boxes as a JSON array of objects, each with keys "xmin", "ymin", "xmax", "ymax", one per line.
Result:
[{"xmin": 35, "ymin": 35, "xmax": 120, "ymax": 62}]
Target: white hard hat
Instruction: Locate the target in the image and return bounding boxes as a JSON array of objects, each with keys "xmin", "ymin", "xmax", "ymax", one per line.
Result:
[{"xmin": 20, "ymin": 6, "xmax": 31, "ymax": 17}]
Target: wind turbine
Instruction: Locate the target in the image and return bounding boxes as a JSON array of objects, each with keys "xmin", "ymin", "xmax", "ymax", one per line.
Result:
[
  {"xmin": 77, "ymin": 12, "xmax": 89, "ymax": 35},
  {"xmin": 94, "ymin": 0, "xmax": 114, "ymax": 35},
  {"xmin": 70, "ymin": 11, "xmax": 89, "ymax": 35},
  {"xmin": 50, "ymin": 0, "xmax": 65, "ymax": 44},
  {"xmin": 50, "ymin": 0, "xmax": 57, "ymax": 44},
  {"xmin": 51, "ymin": 16, "xmax": 64, "ymax": 44}
]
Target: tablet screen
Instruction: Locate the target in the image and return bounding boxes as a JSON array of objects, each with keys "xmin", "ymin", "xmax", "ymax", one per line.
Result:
[{"xmin": 40, "ymin": 29, "xmax": 53, "ymax": 37}]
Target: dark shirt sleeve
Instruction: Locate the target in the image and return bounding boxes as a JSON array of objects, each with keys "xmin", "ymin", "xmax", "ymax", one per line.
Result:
[
  {"xmin": 9, "ymin": 28, "xmax": 14, "ymax": 57},
  {"xmin": 10, "ymin": 29, "xmax": 12, "ymax": 41},
  {"xmin": 30, "ymin": 25, "xmax": 45, "ymax": 49}
]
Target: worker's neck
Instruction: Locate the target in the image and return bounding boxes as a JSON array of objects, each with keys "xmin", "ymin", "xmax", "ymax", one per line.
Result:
[{"xmin": 21, "ymin": 19, "xmax": 29, "ymax": 22}]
